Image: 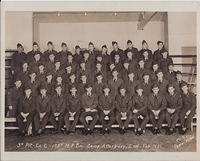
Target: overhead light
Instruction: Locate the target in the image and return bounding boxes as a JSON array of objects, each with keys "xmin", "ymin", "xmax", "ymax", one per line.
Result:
[
  {"xmin": 114, "ymin": 12, "xmax": 117, "ymax": 16},
  {"xmin": 57, "ymin": 12, "xmax": 60, "ymax": 17},
  {"xmin": 84, "ymin": 12, "xmax": 87, "ymax": 16}
]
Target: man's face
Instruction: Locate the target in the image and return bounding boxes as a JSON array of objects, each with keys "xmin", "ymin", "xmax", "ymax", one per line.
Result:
[
  {"xmin": 56, "ymin": 87, "xmax": 62, "ymax": 94},
  {"xmin": 96, "ymin": 64, "xmax": 102, "ymax": 70},
  {"xmin": 112, "ymin": 71, "xmax": 118, "ymax": 77},
  {"xmin": 102, "ymin": 47, "xmax": 107, "ymax": 53},
  {"xmin": 142, "ymin": 43, "xmax": 148, "ymax": 49},
  {"xmin": 127, "ymin": 43, "xmax": 133, "ymax": 49},
  {"xmin": 25, "ymin": 89, "xmax": 32, "ymax": 96},
  {"xmin": 158, "ymin": 43, "xmax": 163, "ymax": 50},
  {"xmin": 176, "ymin": 74, "xmax": 182, "ymax": 80},
  {"xmin": 34, "ymin": 54, "xmax": 40, "ymax": 61},
  {"xmin": 40, "ymin": 89, "xmax": 47, "ymax": 95},
  {"xmin": 17, "ymin": 47, "xmax": 23, "ymax": 53},
  {"xmin": 143, "ymin": 75, "xmax": 149, "ymax": 81},
  {"xmin": 30, "ymin": 73, "xmax": 36, "ymax": 79},
  {"xmin": 81, "ymin": 75, "xmax": 87, "ymax": 82},
  {"xmin": 96, "ymin": 75, "xmax": 103, "ymax": 81},
  {"xmin": 168, "ymin": 65, "xmax": 174, "ymax": 71},
  {"xmin": 55, "ymin": 62, "xmax": 60, "ymax": 68},
  {"xmin": 113, "ymin": 43, "xmax": 118, "ymax": 50},
  {"xmin": 56, "ymin": 76, "xmax": 62, "ymax": 83},
  {"xmin": 84, "ymin": 53, "xmax": 89, "ymax": 59},
  {"xmin": 49, "ymin": 54, "xmax": 55, "ymax": 61},
  {"xmin": 182, "ymin": 85, "xmax": 188, "ymax": 93},
  {"xmin": 123, "ymin": 63, "xmax": 129, "ymax": 69},
  {"xmin": 104, "ymin": 88, "xmax": 110, "ymax": 94},
  {"xmin": 76, "ymin": 48, "xmax": 81, "ymax": 53},
  {"xmin": 152, "ymin": 87, "xmax": 159, "ymax": 94},
  {"xmin": 15, "ymin": 80, "xmax": 22, "ymax": 88},
  {"xmin": 66, "ymin": 66, "xmax": 72, "ymax": 72},
  {"xmin": 157, "ymin": 72, "xmax": 163, "ymax": 79},
  {"xmin": 143, "ymin": 51, "xmax": 148, "ymax": 58},
  {"xmin": 168, "ymin": 86, "xmax": 175, "ymax": 94},
  {"xmin": 120, "ymin": 88, "xmax": 126, "ymax": 95},
  {"xmin": 48, "ymin": 44, "xmax": 53, "ymax": 50},
  {"xmin": 33, "ymin": 45, "xmax": 38, "ymax": 51},
  {"xmin": 89, "ymin": 44, "xmax": 94, "ymax": 51},
  {"xmin": 80, "ymin": 63, "xmax": 85, "ymax": 69},
  {"xmin": 136, "ymin": 89, "xmax": 143, "ymax": 95},
  {"xmin": 86, "ymin": 87, "xmax": 92, "ymax": 93},
  {"xmin": 22, "ymin": 63, "xmax": 28, "ymax": 69},
  {"xmin": 110, "ymin": 64, "xmax": 115, "ymax": 71},
  {"xmin": 114, "ymin": 55, "xmax": 120, "ymax": 61},
  {"xmin": 70, "ymin": 74, "xmax": 76, "ymax": 81},
  {"xmin": 153, "ymin": 64, "xmax": 158, "ymax": 71},
  {"xmin": 127, "ymin": 52, "xmax": 132, "ymax": 59},
  {"xmin": 70, "ymin": 88, "xmax": 77, "ymax": 94},
  {"xmin": 68, "ymin": 55, "xmax": 73, "ymax": 62},
  {"xmin": 128, "ymin": 73, "xmax": 135, "ymax": 79},
  {"xmin": 46, "ymin": 75, "xmax": 53, "ymax": 81},
  {"xmin": 139, "ymin": 60, "xmax": 144, "ymax": 67},
  {"xmin": 39, "ymin": 65, "xmax": 44, "ymax": 71},
  {"xmin": 97, "ymin": 56, "xmax": 102, "ymax": 62},
  {"xmin": 62, "ymin": 45, "xmax": 67, "ymax": 51}
]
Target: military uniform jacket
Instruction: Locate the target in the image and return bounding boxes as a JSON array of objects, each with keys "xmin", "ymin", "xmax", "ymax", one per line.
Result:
[
  {"xmin": 155, "ymin": 79, "xmax": 169, "ymax": 94},
  {"xmin": 74, "ymin": 52, "xmax": 83, "ymax": 64},
  {"xmin": 173, "ymin": 80, "xmax": 187, "ymax": 94},
  {"xmin": 148, "ymin": 93, "xmax": 166, "ymax": 111},
  {"xmin": 159, "ymin": 57, "xmax": 173, "ymax": 73},
  {"xmin": 132, "ymin": 94, "xmax": 148, "ymax": 112},
  {"xmin": 56, "ymin": 50, "xmax": 72, "ymax": 66},
  {"xmin": 124, "ymin": 47, "xmax": 139, "ymax": 57},
  {"xmin": 7, "ymin": 87, "xmax": 23, "ymax": 107},
  {"xmin": 98, "ymin": 93, "xmax": 115, "ymax": 111},
  {"xmin": 43, "ymin": 50, "xmax": 58, "ymax": 61},
  {"xmin": 64, "ymin": 61, "xmax": 78, "ymax": 74},
  {"xmin": 25, "ymin": 79, "xmax": 40, "ymax": 96},
  {"xmin": 108, "ymin": 78, "xmax": 123, "ymax": 96},
  {"xmin": 125, "ymin": 79, "xmax": 139, "ymax": 97},
  {"xmin": 18, "ymin": 95, "xmax": 36, "ymax": 113},
  {"xmin": 45, "ymin": 60, "xmax": 56, "ymax": 73},
  {"xmin": 51, "ymin": 94, "xmax": 66, "ymax": 113},
  {"xmin": 181, "ymin": 92, "xmax": 196, "ymax": 111},
  {"xmin": 141, "ymin": 81, "xmax": 153, "ymax": 96},
  {"xmin": 139, "ymin": 49, "xmax": 153, "ymax": 58},
  {"xmin": 18, "ymin": 70, "xmax": 29, "ymax": 84},
  {"xmin": 165, "ymin": 92, "xmax": 182, "ymax": 110},
  {"xmin": 115, "ymin": 94, "xmax": 132, "ymax": 113},
  {"xmin": 153, "ymin": 48, "xmax": 165, "ymax": 62},
  {"xmin": 11, "ymin": 52, "xmax": 27, "ymax": 73},
  {"xmin": 94, "ymin": 82, "xmax": 105, "ymax": 97},
  {"xmin": 66, "ymin": 93, "xmax": 81, "ymax": 113},
  {"xmin": 110, "ymin": 49, "xmax": 125, "ymax": 62},
  {"xmin": 36, "ymin": 95, "xmax": 51, "ymax": 113},
  {"xmin": 81, "ymin": 93, "xmax": 98, "ymax": 110},
  {"xmin": 27, "ymin": 50, "xmax": 44, "ymax": 63},
  {"xmin": 164, "ymin": 71, "xmax": 176, "ymax": 84},
  {"xmin": 136, "ymin": 67, "xmax": 147, "ymax": 81}
]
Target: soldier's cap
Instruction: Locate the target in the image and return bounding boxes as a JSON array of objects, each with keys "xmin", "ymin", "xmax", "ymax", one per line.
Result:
[
  {"xmin": 152, "ymin": 83, "xmax": 159, "ymax": 89},
  {"xmin": 114, "ymin": 52, "xmax": 120, "ymax": 56},
  {"xmin": 17, "ymin": 43, "xmax": 23, "ymax": 48},
  {"xmin": 83, "ymin": 50, "xmax": 89, "ymax": 55},
  {"xmin": 168, "ymin": 83, "xmax": 175, "ymax": 88},
  {"xmin": 123, "ymin": 59, "xmax": 130, "ymax": 64},
  {"xmin": 69, "ymin": 73, "xmax": 76, "ymax": 78},
  {"xmin": 75, "ymin": 45, "xmax": 81, "ymax": 49},
  {"xmin": 136, "ymin": 84, "xmax": 143, "ymax": 90},
  {"xmin": 96, "ymin": 72, "xmax": 103, "ymax": 78},
  {"xmin": 85, "ymin": 83, "xmax": 92, "ymax": 89},
  {"xmin": 176, "ymin": 70, "xmax": 182, "ymax": 75},
  {"xmin": 138, "ymin": 57, "xmax": 145, "ymax": 62},
  {"xmin": 96, "ymin": 53, "xmax": 103, "ymax": 58},
  {"xmin": 156, "ymin": 69, "xmax": 163, "ymax": 74},
  {"xmin": 56, "ymin": 72, "xmax": 63, "ymax": 78},
  {"xmin": 40, "ymin": 83, "xmax": 47, "ymax": 90},
  {"xmin": 28, "ymin": 68, "xmax": 37, "ymax": 75},
  {"xmin": 142, "ymin": 40, "xmax": 147, "ymax": 45},
  {"xmin": 143, "ymin": 71, "xmax": 150, "ymax": 77},
  {"xmin": 69, "ymin": 84, "xmax": 77, "ymax": 90},
  {"xmin": 88, "ymin": 42, "xmax": 94, "ymax": 46},
  {"xmin": 128, "ymin": 68, "xmax": 137, "ymax": 75},
  {"xmin": 112, "ymin": 68, "xmax": 119, "ymax": 73},
  {"xmin": 152, "ymin": 61, "xmax": 159, "ymax": 66},
  {"xmin": 33, "ymin": 42, "xmax": 38, "ymax": 46},
  {"xmin": 68, "ymin": 53, "xmax": 73, "ymax": 57},
  {"xmin": 157, "ymin": 41, "xmax": 163, "ymax": 45},
  {"xmin": 61, "ymin": 42, "xmax": 67, "ymax": 47},
  {"xmin": 55, "ymin": 84, "xmax": 62, "ymax": 89},
  {"xmin": 181, "ymin": 82, "xmax": 188, "ymax": 88},
  {"xmin": 112, "ymin": 41, "xmax": 118, "ymax": 46},
  {"xmin": 102, "ymin": 45, "xmax": 107, "ymax": 48},
  {"xmin": 46, "ymin": 70, "xmax": 53, "ymax": 76},
  {"xmin": 119, "ymin": 84, "xmax": 127, "ymax": 90},
  {"xmin": 126, "ymin": 49, "xmax": 133, "ymax": 54},
  {"xmin": 24, "ymin": 84, "xmax": 32, "ymax": 90},
  {"xmin": 127, "ymin": 40, "xmax": 132, "ymax": 44},
  {"xmin": 38, "ymin": 62, "xmax": 45, "ymax": 67},
  {"xmin": 103, "ymin": 84, "xmax": 110, "ymax": 89},
  {"xmin": 14, "ymin": 76, "xmax": 21, "ymax": 82},
  {"xmin": 161, "ymin": 49, "xmax": 168, "ymax": 54},
  {"xmin": 80, "ymin": 59, "xmax": 85, "ymax": 64},
  {"xmin": 65, "ymin": 64, "xmax": 72, "ymax": 69},
  {"xmin": 47, "ymin": 41, "xmax": 53, "ymax": 45}
]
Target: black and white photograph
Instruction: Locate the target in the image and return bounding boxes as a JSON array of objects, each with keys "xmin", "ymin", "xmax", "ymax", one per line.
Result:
[{"xmin": 1, "ymin": 1, "xmax": 200, "ymax": 160}]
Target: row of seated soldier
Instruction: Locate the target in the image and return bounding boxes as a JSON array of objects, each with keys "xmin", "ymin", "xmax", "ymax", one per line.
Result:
[{"xmin": 6, "ymin": 40, "xmax": 196, "ymax": 137}]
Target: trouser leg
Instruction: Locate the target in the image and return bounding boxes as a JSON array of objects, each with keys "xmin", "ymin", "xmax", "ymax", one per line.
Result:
[
  {"xmin": 89, "ymin": 112, "xmax": 99, "ymax": 131},
  {"xmin": 133, "ymin": 113, "xmax": 140, "ymax": 129},
  {"xmin": 157, "ymin": 111, "xmax": 165, "ymax": 129},
  {"xmin": 165, "ymin": 111, "xmax": 172, "ymax": 128},
  {"xmin": 124, "ymin": 112, "xmax": 132, "ymax": 129},
  {"xmin": 116, "ymin": 112, "xmax": 123, "ymax": 129},
  {"xmin": 141, "ymin": 112, "xmax": 149, "ymax": 130},
  {"xmin": 17, "ymin": 114, "xmax": 25, "ymax": 133},
  {"xmin": 34, "ymin": 113, "xmax": 40, "ymax": 132},
  {"xmin": 71, "ymin": 112, "xmax": 80, "ymax": 131},
  {"xmin": 107, "ymin": 111, "xmax": 115, "ymax": 130},
  {"xmin": 171, "ymin": 110, "xmax": 180, "ymax": 129},
  {"xmin": 179, "ymin": 109, "xmax": 187, "ymax": 127},
  {"xmin": 79, "ymin": 112, "xmax": 89, "ymax": 130},
  {"xmin": 99, "ymin": 111, "xmax": 107, "ymax": 129},
  {"xmin": 24, "ymin": 113, "xmax": 34, "ymax": 132},
  {"xmin": 50, "ymin": 114, "xmax": 58, "ymax": 130},
  {"xmin": 58, "ymin": 114, "xmax": 64, "ymax": 131},
  {"xmin": 149, "ymin": 111, "xmax": 157, "ymax": 128},
  {"xmin": 40, "ymin": 113, "xmax": 49, "ymax": 130},
  {"xmin": 185, "ymin": 109, "xmax": 196, "ymax": 130},
  {"xmin": 64, "ymin": 113, "xmax": 70, "ymax": 131}
]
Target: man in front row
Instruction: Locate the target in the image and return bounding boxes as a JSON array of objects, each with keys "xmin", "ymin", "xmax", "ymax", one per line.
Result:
[
  {"xmin": 64, "ymin": 85, "xmax": 81, "ymax": 134},
  {"xmin": 179, "ymin": 82, "xmax": 196, "ymax": 134},
  {"xmin": 80, "ymin": 84, "xmax": 99, "ymax": 135},
  {"xmin": 98, "ymin": 84, "xmax": 115, "ymax": 134},
  {"xmin": 17, "ymin": 86, "xmax": 35, "ymax": 137},
  {"xmin": 148, "ymin": 84, "xmax": 166, "ymax": 134}
]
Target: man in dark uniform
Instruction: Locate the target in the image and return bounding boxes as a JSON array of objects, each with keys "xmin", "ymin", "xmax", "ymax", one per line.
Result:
[
  {"xmin": 165, "ymin": 84, "xmax": 182, "ymax": 135},
  {"xmin": 94, "ymin": 73, "xmax": 105, "ymax": 97},
  {"xmin": 136, "ymin": 58, "xmax": 147, "ymax": 81},
  {"xmin": 124, "ymin": 50, "xmax": 137, "ymax": 70},
  {"xmin": 150, "ymin": 61, "xmax": 160, "ymax": 83},
  {"xmin": 11, "ymin": 43, "xmax": 27, "ymax": 77},
  {"xmin": 54, "ymin": 73, "xmax": 65, "ymax": 95},
  {"xmin": 87, "ymin": 42, "xmax": 98, "ymax": 64},
  {"xmin": 80, "ymin": 84, "xmax": 99, "ymax": 135},
  {"xmin": 142, "ymin": 50, "xmax": 153, "ymax": 70},
  {"xmin": 50, "ymin": 85, "xmax": 66, "ymax": 133},
  {"xmin": 77, "ymin": 74, "xmax": 89, "ymax": 95},
  {"xmin": 110, "ymin": 53, "xmax": 123, "ymax": 73},
  {"xmin": 34, "ymin": 84, "xmax": 50, "ymax": 135},
  {"xmin": 153, "ymin": 41, "xmax": 165, "ymax": 62},
  {"xmin": 27, "ymin": 42, "xmax": 43, "ymax": 63},
  {"xmin": 155, "ymin": 70, "xmax": 169, "ymax": 95},
  {"xmin": 64, "ymin": 85, "xmax": 81, "ymax": 134},
  {"xmin": 43, "ymin": 71, "xmax": 54, "ymax": 96},
  {"xmin": 148, "ymin": 84, "xmax": 166, "ymax": 134},
  {"xmin": 93, "ymin": 62, "xmax": 107, "ymax": 83},
  {"xmin": 29, "ymin": 52, "xmax": 43, "ymax": 72},
  {"xmin": 64, "ymin": 53, "xmax": 78, "ymax": 74},
  {"xmin": 45, "ymin": 53, "xmax": 56, "ymax": 74},
  {"xmin": 6, "ymin": 77, "xmax": 23, "ymax": 117},
  {"xmin": 18, "ymin": 62, "xmax": 30, "ymax": 85},
  {"xmin": 99, "ymin": 45, "xmax": 110, "ymax": 70},
  {"xmin": 141, "ymin": 72, "xmax": 152, "ymax": 96},
  {"xmin": 43, "ymin": 41, "xmax": 57, "ymax": 61},
  {"xmin": 179, "ymin": 82, "xmax": 196, "ymax": 134},
  {"xmin": 74, "ymin": 45, "xmax": 83, "ymax": 64},
  {"xmin": 173, "ymin": 71, "xmax": 187, "ymax": 94},
  {"xmin": 164, "ymin": 63, "xmax": 176, "ymax": 83},
  {"xmin": 159, "ymin": 50, "xmax": 173, "ymax": 74},
  {"xmin": 139, "ymin": 40, "xmax": 152, "ymax": 58},
  {"xmin": 124, "ymin": 40, "xmax": 138, "ymax": 58},
  {"xmin": 62, "ymin": 64, "xmax": 73, "ymax": 84},
  {"xmin": 132, "ymin": 85, "xmax": 149, "ymax": 135},
  {"xmin": 115, "ymin": 85, "xmax": 132, "ymax": 134},
  {"xmin": 98, "ymin": 84, "xmax": 115, "ymax": 134},
  {"xmin": 37, "ymin": 63, "xmax": 46, "ymax": 83},
  {"xmin": 17, "ymin": 86, "xmax": 35, "ymax": 137},
  {"xmin": 108, "ymin": 69, "xmax": 123, "ymax": 97},
  {"xmin": 110, "ymin": 41, "xmax": 125, "ymax": 62}
]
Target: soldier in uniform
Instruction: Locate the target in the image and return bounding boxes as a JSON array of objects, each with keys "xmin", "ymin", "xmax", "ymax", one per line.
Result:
[
  {"xmin": 173, "ymin": 71, "xmax": 187, "ymax": 94},
  {"xmin": 64, "ymin": 85, "xmax": 81, "ymax": 134},
  {"xmin": 93, "ymin": 62, "xmax": 107, "ymax": 83},
  {"xmin": 64, "ymin": 53, "xmax": 78, "ymax": 74},
  {"xmin": 17, "ymin": 86, "xmax": 35, "ymax": 137},
  {"xmin": 155, "ymin": 70, "xmax": 169, "ymax": 95},
  {"xmin": 11, "ymin": 43, "xmax": 27, "ymax": 77},
  {"xmin": 78, "ymin": 74, "xmax": 90, "ymax": 95},
  {"xmin": 80, "ymin": 84, "xmax": 99, "ymax": 135},
  {"xmin": 99, "ymin": 45, "xmax": 110, "ymax": 70},
  {"xmin": 43, "ymin": 71, "xmax": 54, "ymax": 96},
  {"xmin": 115, "ymin": 85, "xmax": 132, "ymax": 134},
  {"xmin": 93, "ymin": 73, "xmax": 105, "ymax": 97},
  {"xmin": 18, "ymin": 62, "xmax": 30, "ymax": 85},
  {"xmin": 179, "ymin": 82, "xmax": 196, "ymax": 134},
  {"xmin": 87, "ymin": 42, "xmax": 98, "ymax": 64},
  {"xmin": 65, "ymin": 73, "xmax": 78, "ymax": 95},
  {"xmin": 124, "ymin": 50, "xmax": 137, "ymax": 70},
  {"xmin": 54, "ymin": 73, "xmax": 65, "ymax": 95},
  {"xmin": 37, "ymin": 63, "xmax": 46, "ymax": 83},
  {"xmin": 110, "ymin": 41, "xmax": 125, "ymax": 62},
  {"xmin": 139, "ymin": 40, "xmax": 152, "ymax": 58},
  {"xmin": 29, "ymin": 52, "xmax": 43, "ymax": 72},
  {"xmin": 27, "ymin": 42, "xmax": 43, "ymax": 63},
  {"xmin": 43, "ymin": 41, "xmax": 57, "ymax": 61},
  {"xmin": 6, "ymin": 77, "xmax": 23, "ymax": 117},
  {"xmin": 132, "ymin": 85, "xmax": 149, "ymax": 135},
  {"xmin": 136, "ymin": 58, "xmax": 147, "ymax": 81},
  {"xmin": 73, "ymin": 45, "xmax": 83, "ymax": 64},
  {"xmin": 165, "ymin": 84, "xmax": 182, "ymax": 135},
  {"xmin": 153, "ymin": 41, "xmax": 165, "ymax": 62},
  {"xmin": 98, "ymin": 84, "xmax": 115, "ymax": 134},
  {"xmin": 164, "ymin": 63, "xmax": 176, "ymax": 83},
  {"xmin": 34, "ymin": 85, "xmax": 50, "ymax": 136},
  {"xmin": 141, "ymin": 72, "xmax": 152, "ymax": 96},
  {"xmin": 148, "ymin": 84, "xmax": 166, "ymax": 134},
  {"xmin": 108, "ymin": 69, "xmax": 123, "ymax": 97},
  {"xmin": 159, "ymin": 50, "xmax": 173, "ymax": 74},
  {"xmin": 50, "ymin": 85, "xmax": 66, "ymax": 133},
  {"xmin": 124, "ymin": 40, "xmax": 138, "ymax": 58},
  {"xmin": 142, "ymin": 50, "xmax": 153, "ymax": 70},
  {"xmin": 150, "ymin": 61, "xmax": 160, "ymax": 83}
]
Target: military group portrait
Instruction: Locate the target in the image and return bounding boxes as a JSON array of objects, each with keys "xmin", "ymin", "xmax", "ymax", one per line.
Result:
[{"xmin": 6, "ymin": 39, "xmax": 196, "ymax": 137}]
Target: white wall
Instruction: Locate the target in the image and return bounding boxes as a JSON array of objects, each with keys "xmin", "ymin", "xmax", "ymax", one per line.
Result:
[
  {"xmin": 39, "ymin": 21, "xmax": 164, "ymax": 53},
  {"xmin": 5, "ymin": 12, "xmax": 33, "ymax": 51},
  {"xmin": 168, "ymin": 12, "xmax": 197, "ymax": 55}
]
